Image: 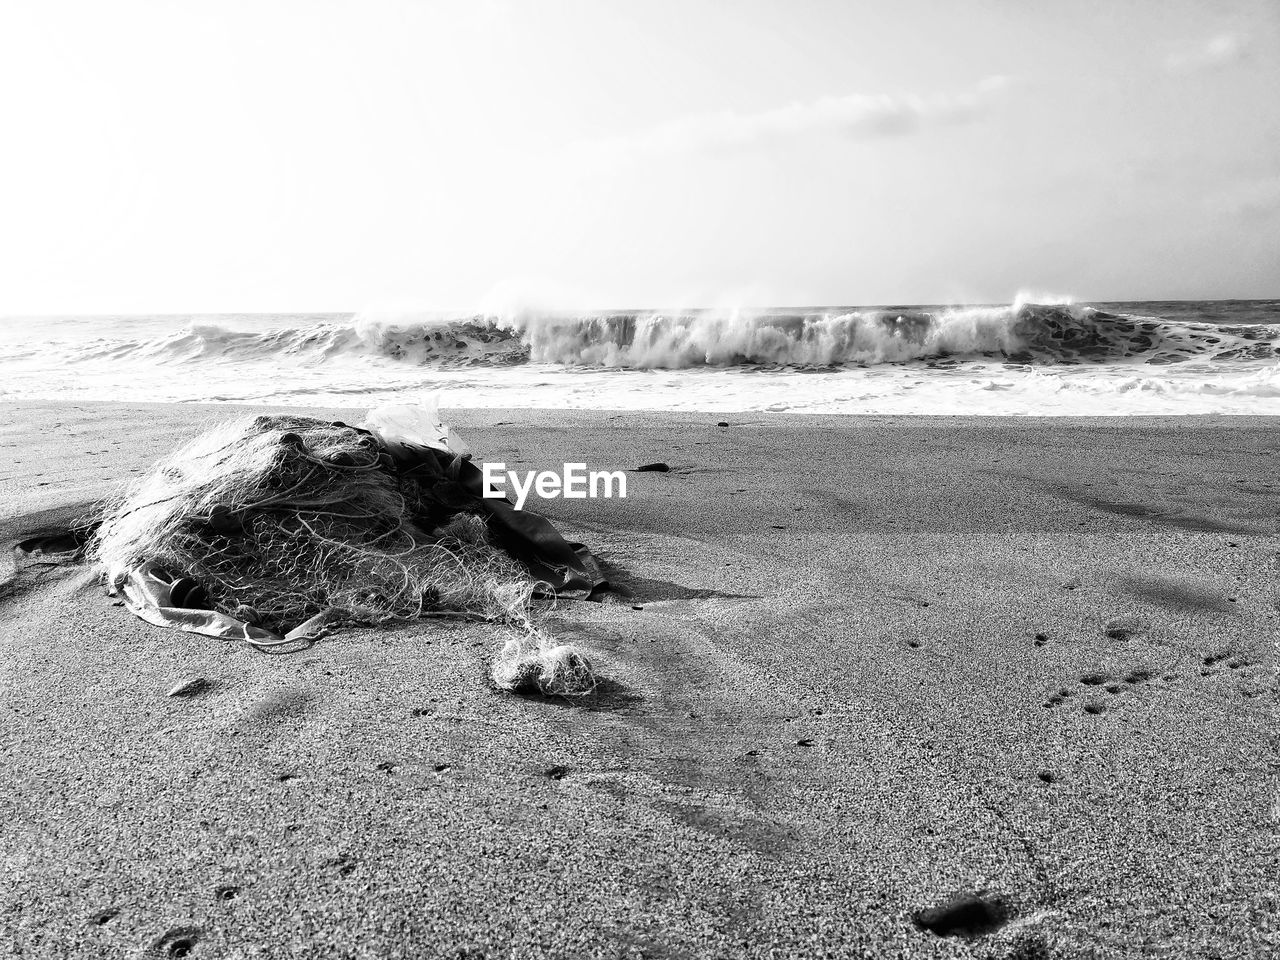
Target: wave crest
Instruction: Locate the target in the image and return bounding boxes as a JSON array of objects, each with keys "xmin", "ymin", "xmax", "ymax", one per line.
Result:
[{"xmin": 71, "ymin": 303, "xmax": 1280, "ymax": 370}]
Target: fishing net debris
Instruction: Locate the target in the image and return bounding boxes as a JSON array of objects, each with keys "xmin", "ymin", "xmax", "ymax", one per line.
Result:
[{"xmin": 87, "ymin": 406, "xmax": 606, "ymax": 695}]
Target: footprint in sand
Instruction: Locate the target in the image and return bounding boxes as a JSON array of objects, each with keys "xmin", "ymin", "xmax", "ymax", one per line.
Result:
[
  {"xmin": 1200, "ymin": 649, "xmax": 1271, "ymax": 696},
  {"xmin": 147, "ymin": 926, "xmax": 201, "ymax": 958},
  {"xmin": 1201, "ymin": 649, "xmax": 1248, "ymax": 676},
  {"xmin": 1103, "ymin": 614, "xmax": 1146, "ymax": 641},
  {"xmin": 1042, "ymin": 687, "xmax": 1076, "ymax": 709},
  {"xmin": 1202, "ymin": 649, "xmax": 1257, "ymax": 671},
  {"xmin": 1045, "ymin": 666, "xmax": 1155, "ymax": 713},
  {"xmin": 324, "ymin": 854, "xmax": 358, "ymax": 877}
]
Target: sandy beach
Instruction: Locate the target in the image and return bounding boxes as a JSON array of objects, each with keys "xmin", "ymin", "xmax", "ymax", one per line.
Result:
[{"xmin": 2, "ymin": 401, "xmax": 1277, "ymax": 958}]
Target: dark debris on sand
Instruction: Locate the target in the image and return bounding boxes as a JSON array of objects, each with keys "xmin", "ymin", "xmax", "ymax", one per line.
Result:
[{"xmin": 912, "ymin": 890, "xmax": 1012, "ymax": 939}]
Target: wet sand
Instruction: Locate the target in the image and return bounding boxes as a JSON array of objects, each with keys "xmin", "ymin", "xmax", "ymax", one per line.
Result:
[{"xmin": 2, "ymin": 401, "xmax": 1278, "ymax": 958}]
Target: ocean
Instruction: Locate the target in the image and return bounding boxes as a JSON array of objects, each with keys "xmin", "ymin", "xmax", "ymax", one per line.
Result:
[{"xmin": 2, "ymin": 299, "xmax": 1277, "ymax": 415}]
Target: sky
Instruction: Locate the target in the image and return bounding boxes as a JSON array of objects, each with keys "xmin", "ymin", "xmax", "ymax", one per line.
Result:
[{"xmin": 0, "ymin": 0, "xmax": 1277, "ymax": 314}]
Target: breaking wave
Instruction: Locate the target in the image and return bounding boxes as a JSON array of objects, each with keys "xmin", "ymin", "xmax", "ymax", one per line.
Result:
[{"xmin": 67, "ymin": 303, "xmax": 1280, "ymax": 371}]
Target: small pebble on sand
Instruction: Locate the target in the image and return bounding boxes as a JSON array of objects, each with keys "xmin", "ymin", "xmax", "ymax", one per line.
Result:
[{"xmin": 166, "ymin": 676, "xmax": 209, "ymax": 698}]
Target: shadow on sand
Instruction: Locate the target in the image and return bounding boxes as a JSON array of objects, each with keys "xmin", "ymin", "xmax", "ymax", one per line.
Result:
[
  {"xmin": 595, "ymin": 557, "xmax": 760, "ymax": 603},
  {"xmin": 1059, "ymin": 491, "xmax": 1271, "ymax": 535},
  {"xmin": 508, "ymin": 676, "xmax": 646, "ymax": 714}
]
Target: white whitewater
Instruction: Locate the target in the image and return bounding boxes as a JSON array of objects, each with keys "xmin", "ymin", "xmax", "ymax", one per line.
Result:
[{"xmin": 1, "ymin": 300, "xmax": 1277, "ymax": 415}]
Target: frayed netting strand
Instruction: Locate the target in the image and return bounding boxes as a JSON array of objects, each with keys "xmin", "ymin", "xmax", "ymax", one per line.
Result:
[{"xmin": 90, "ymin": 415, "xmax": 596, "ymax": 695}]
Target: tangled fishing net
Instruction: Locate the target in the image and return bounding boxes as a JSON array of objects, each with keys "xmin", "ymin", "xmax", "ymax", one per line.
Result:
[{"xmin": 90, "ymin": 413, "xmax": 596, "ymax": 696}]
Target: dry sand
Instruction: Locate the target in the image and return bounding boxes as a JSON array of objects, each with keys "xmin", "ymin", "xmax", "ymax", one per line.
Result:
[{"xmin": 2, "ymin": 401, "xmax": 1278, "ymax": 959}]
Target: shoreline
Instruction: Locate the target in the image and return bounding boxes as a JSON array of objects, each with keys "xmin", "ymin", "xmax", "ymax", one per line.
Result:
[{"xmin": 3, "ymin": 400, "xmax": 1278, "ymax": 957}]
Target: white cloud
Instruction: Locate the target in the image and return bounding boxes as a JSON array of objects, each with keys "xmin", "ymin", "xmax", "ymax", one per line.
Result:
[
  {"xmin": 1166, "ymin": 33, "xmax": 1248, "ymax": 73},
  {"xmin": 586, "ymin": 76, "xmax": 1012, "ymax": 156}
]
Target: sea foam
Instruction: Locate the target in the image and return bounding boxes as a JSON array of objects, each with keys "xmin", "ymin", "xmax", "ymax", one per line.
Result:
[
  {"xmin": 70, "ymin": 302, "xmax": 1278, "ymax": 370},
  {"xmin": 2, "ymin": 301, "xmax": 1277, "ymax": 414}
]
